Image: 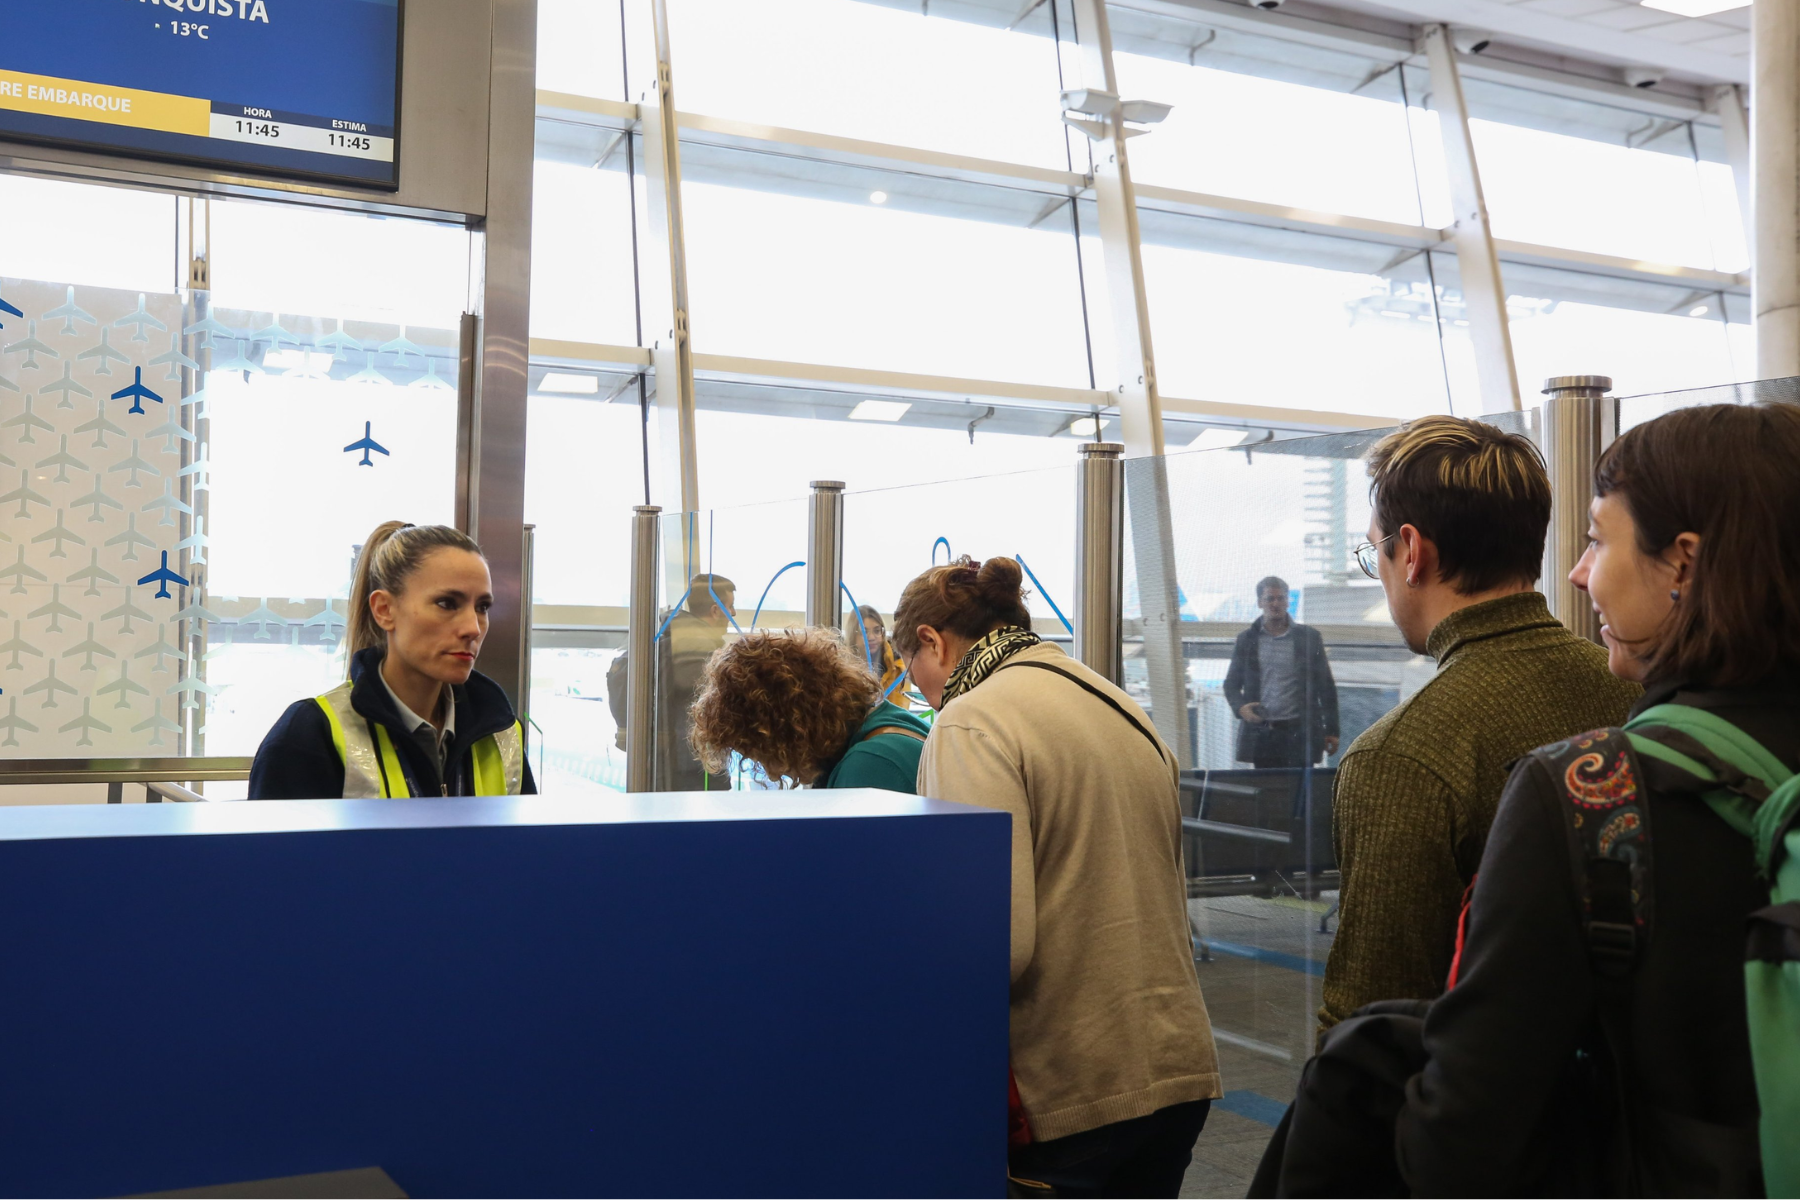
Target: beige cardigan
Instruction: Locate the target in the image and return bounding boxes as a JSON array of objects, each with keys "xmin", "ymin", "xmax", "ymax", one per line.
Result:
[{"xmin": 917, "ymin": 642, "xmax": 1221, "ymax": 1142}]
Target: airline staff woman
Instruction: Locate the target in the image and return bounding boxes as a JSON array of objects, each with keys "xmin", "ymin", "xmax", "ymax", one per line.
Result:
[{"xmin": 248, "ymin": 521, "xmax": 535, "ymax": 799}]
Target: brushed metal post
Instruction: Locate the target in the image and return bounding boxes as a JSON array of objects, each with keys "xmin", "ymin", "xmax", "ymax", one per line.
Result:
[
  {"xmin": 518, "ymin": 523, "xmax": 536, "ymax": 740},
  {"xmin": 627, "ymin": 505, "xmax": 662, "ymax": 793},
  {"xmin": 806, "ymin": 481, "xmax": 845, "ymax": 630},
  {"xmin": 1540, "ymin": 375, "xmax": 1615, "ymax": 645},
  {"xmin": 1074, "ymin": 443, "xmax": 1124, "ymax": 685}
]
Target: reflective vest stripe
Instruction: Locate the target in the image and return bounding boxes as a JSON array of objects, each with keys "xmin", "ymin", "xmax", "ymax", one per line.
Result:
[{"xmin": 313, "ymin": 682, "xmax": 524, "ymax": 797}]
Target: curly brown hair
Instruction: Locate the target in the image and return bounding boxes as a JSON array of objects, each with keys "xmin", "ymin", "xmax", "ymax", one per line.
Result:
[{"xmin": 688, "ymin": 627, "xmax": 879, "ymax": 786}]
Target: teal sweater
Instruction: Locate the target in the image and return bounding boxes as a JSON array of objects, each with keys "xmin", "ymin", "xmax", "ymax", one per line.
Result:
[{"xmin": 821, "ymin": 702, "xmax": 930, "ymax": 792}]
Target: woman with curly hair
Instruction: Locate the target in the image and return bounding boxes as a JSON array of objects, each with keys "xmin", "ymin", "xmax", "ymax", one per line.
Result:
[{"xmin": 687, "ymin": 626, "xmax": 930, "ymax": 791}]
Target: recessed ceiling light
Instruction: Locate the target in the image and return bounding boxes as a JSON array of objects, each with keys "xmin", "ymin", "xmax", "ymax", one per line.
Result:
[
  {"xmin": 538, "ymin": 372, "xmax": 600, "ymax": 394},
  {"xmin": 849, "ymin": 399, "xmax": 910, "ymax": 421},
  {"xmin": 1640, "ymin": 0, "xmax": 1748, "ymax": 16},
  {"xmin": 1688, "ymin": 304, "xmax": 1710, "ymax": 317},
  {"xmin": 869, "ymin": 190, "xmax": 889, "ymax": 205},
  {"xmin": 1190, "ymin": 427, "xmax": 1248, "ymax": 451}
]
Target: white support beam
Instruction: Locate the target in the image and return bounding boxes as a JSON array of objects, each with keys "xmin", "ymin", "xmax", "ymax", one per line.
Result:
[
  {"xmin": 639, "ymin": 0, "xmax": 701, "ymax": 517},
  {"xmin": 1754, "ymin": 0, "xmax": 1800, "ymax": 378},
  {"xmin": 1714, "ymin": 84, "xmax": 1752, "ymax": 249},
  {"xmin": 1424, "ymin": 23, "xmax": 1522, "ymax": 414}
]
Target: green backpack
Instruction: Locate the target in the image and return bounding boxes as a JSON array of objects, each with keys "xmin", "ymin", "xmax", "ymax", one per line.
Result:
[{"xmin": 1545, "ymin": 703, "xmax": 1800, "ymax": 1194}]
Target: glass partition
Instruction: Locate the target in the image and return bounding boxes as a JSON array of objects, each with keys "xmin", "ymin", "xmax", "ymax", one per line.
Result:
[{"xmin": 1616, "ymin": 375, "xmax": 1800, "ymax": 433}]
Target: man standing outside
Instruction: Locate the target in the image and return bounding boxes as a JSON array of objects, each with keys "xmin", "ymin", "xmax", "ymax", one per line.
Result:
[
  {"xmin": 1224, "ymin": 577, "xmax": 1340, "ymax": 769},
  {"xmin": 607, "ymin": 574, "xmax": 736, "ymax": 790},
  {"xmin": 1318, "ymin": 417, "xmax": 1638, "ymax": 1036}
]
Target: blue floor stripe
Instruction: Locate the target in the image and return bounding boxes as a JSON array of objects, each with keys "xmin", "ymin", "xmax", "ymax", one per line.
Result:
[
  {"xmin": 1198, "ymin": 937, "xmax": 1326, "ymax": 977},
  {"xmin": 1214, "ymin": 1089, "xmax": 1289, "ymax": 1128}
]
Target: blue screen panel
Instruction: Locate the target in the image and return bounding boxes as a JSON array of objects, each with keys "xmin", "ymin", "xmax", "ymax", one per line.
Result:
[{"xmin": 0, "ymin": 0, "xmax": 402, "ymax": 189}]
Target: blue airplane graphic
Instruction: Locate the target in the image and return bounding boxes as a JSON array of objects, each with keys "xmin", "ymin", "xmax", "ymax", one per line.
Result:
[
  {"xmin": 0, "ymin": 294, "xmax": 22, "ymax": 328},
  {"xmin": 344, "ymin": 421, "xmax": 389, "ymax": 466},
  {"xmin": 136, "ymin": 551, "xmax": 189, "ymax": 600},
  {"xmin": 111, "ymin": 367, "xmax": 164, "ymax": 415}
]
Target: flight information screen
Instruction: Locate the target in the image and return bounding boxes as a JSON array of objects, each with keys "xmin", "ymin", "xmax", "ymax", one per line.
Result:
[{"xmin": 0, "ymin": 0, "xmax": 402, "ymax": 189}]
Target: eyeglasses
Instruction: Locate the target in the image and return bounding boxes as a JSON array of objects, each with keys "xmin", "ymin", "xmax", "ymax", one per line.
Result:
[{"xmin": 1354, "ymin": 534, "xmax": 1397, "ymax": 580}]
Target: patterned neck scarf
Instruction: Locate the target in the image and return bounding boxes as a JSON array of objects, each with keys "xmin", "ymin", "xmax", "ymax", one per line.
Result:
[{"xmin": 940, "ymin": 625, "xmax": 1042, "ymax": 706}]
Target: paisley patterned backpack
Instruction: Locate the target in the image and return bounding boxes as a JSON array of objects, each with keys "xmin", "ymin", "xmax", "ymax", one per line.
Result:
[{"xmin": 1535, "ymin": 704, "xmax": 1800, "ymax": 1195}]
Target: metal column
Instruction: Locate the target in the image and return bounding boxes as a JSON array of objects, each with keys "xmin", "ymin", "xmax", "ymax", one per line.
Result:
[
  {"xmin": 1074, "ymin": 443, "xmax": 1124, "ymax": 685},
  {"xmin": 464, "ymin": 0, "xmax": 538, "ymax": 710},
  {"xmin": 518, "ymin": 523, "xmax": 536, "ymax": 739},
  {"xmin": 626, "ymin": 505, "xmax": 662, "ymax": 793},
  {"xmin": 1423, "ymin": 24, "xmax": 1521, "ymax": 414},
  {"xmin": 1755, "ymin": 0, "xmax": 1800, "ymax": 377},
  {"xmin": 640, "ymin": 0, "xmax": 701, "ymax": 518},
  {"xmin": 806, "ymin": 481, "xmax": 845, "ymax": 631},
  {"xmin": 1540, "ymin": 375, "xmax": 1615, "ymax": 645},
  {"xmin": 1068, "ymin": 0, "xmax": 1192, "ymax": 766}
]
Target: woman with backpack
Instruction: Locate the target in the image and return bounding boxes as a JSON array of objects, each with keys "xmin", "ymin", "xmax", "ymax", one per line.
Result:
[
  {"xmin": 895, "ymin": 555, "xmax": 1220, "ymax": 1197},
  {"xmin": 686, "ymin": 626, "xmax": 929, "ymax": 791},
  {"xmin": 1365, "ymin": 403, "xmax": 1800, "ymax": 1196}
]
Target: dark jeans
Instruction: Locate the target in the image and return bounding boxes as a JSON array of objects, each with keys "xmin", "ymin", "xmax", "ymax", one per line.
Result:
[
  {"xmin": 1251, "ymin": 719, "xmax": 1316, "ymax": 770},
  {"xmin": 1008, "ymin": 1099, "xmax": 1211, "ymax": 1199}
]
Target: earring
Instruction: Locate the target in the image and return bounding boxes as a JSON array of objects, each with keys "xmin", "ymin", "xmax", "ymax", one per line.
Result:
[{"xmin": 1670, "ymin": 589, "xmax": 1680, "ymax": 602}]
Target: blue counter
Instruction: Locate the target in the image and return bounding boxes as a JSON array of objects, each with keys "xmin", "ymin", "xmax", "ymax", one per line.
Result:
[{"xmin": 0, "ymin": 792, "xmax": 1011, "ymax": 1198}]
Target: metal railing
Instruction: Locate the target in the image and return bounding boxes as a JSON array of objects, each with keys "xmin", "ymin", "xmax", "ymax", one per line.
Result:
[{"xmin": 0, "ymin": 758, "xmax": 251, "ymax": 803}]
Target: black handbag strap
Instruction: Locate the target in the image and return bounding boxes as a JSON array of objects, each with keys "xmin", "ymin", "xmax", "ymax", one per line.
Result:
[{"xmin": 995, "ymin": 659, "xmax": 1168, "ymax": 769}]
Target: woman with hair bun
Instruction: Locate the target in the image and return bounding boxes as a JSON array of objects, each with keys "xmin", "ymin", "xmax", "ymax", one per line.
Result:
[
  {"xmin": 248, "ymin": 520, "xmax": 535, "ymax": 799},
  {"xmin": 688, "ymin": 626, "xmax": 929, "ymax": 791},
  {"xmin": 894, "ymin": 555, "xmax": 1220, "ymax": 1196}
]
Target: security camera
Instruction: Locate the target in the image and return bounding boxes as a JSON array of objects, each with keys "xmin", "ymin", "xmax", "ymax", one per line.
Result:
[
  {"xmin": 1623, "ymin": 66, "xmax": 1665, "ymax": 89},
  {"xmin": 1452, "ymin": 29, "xmax": 1492, "ymax": 54}
]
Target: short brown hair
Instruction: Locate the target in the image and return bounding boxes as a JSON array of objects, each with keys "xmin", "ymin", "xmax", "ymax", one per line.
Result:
[
  {"xmin": 1595, "ymin": 403, "xmax": 1800, "ymax": 688},
  {"xmin": 891, "ymin": 556, "xmax": 1032, "ymax": 659},
  {"xmin": 1366, "ymin": 415, "xmax": 1550, "ymax": 593},
  {"xmin": 687, "ymin": 627, "xmax": 877, "ymax": 785}
]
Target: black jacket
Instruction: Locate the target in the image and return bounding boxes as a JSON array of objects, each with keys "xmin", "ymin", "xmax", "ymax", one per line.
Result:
[
  {"xmin": 248, "ymin": 647, "xmax": 537, "ymax": 799},
  {"xmin": 1394, "ymin": 678, "xmax": 1788, "ymax": 1196},
  {"xmin": 1222, "ymin": 618, "xmax": 1340, "ymax": 761}
]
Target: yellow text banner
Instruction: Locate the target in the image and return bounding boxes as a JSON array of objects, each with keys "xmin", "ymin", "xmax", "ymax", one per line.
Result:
[{"xmin": 0, "ymin": 69, "xmax": 209, "ymax": 137}]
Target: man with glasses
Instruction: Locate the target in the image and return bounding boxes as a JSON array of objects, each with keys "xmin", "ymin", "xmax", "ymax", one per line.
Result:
[
  {"xmin": 1223, "ymin": 576, "xmax": 1340, "ymax": 769},
  {"xmin": 1318, "ymin": 417, "xmax": 1638, "ymax": 1038}
]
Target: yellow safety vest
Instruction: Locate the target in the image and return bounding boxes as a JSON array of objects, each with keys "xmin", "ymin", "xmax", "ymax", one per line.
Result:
[{"xmin": 313, "ymin": 681, "xmax": 525, "ymax": 798}]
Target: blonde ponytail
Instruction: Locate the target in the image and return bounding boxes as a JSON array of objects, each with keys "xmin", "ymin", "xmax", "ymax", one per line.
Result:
[{"xmin": 347, "ymin": 521, "xmax": 485, "ymax": 671}]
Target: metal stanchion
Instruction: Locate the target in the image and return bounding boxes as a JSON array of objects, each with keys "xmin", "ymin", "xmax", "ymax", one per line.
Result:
[
  {"xmin": 1540, "ymin": 375, "xmax": 1615, "ymax": 645},
  {"xmin": 627, "ymin": 505, "xmax": 662, "ymax": 793},
  {"xmin": 806, "ymin": 480, "xmax": 845, "ymax": 630},
  {"xmin": 1074, "ymin": 442, "xmax": 1125, "ymax": 685},
  {"xmin": 518, "ymin": 523, "xmax": 535, "ymax": 741}
]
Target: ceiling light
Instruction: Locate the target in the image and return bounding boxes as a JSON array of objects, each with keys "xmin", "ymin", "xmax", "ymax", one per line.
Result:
[
  {"xmin": 1190, "ymin": 427, "xmax": 1248, "ymax": 451},
  {"xmin": 1688, "ymin": 304, "xmax": 1710, "ymax": 317},
  {"xmin": 1068, "ymin": 416, "xmax": 1103, "ymax": 436},
  {"xmin": 538, "ymin": 372, "xmax": 600, "ymax": 394},
  {"xmin": 868, "ymin": 190, "xmax": 889, "ymax": 205},
  {"xmin": 1640, "ymin": 0, "xmax": 1748, "ymax": 16},
  {"xmin": 849, "ymin": 399, "xmax": 910, "ymax": 421}
]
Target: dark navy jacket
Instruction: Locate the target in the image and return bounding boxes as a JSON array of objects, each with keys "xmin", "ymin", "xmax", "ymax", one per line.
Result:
[{"xmin": 248, "ymin": 646, "xmax": 537, "ymax": 799}]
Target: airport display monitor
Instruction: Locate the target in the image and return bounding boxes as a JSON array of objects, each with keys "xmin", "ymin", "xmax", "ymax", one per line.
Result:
[{"xmin": 0, "ymin": 0, "xmax": 402, "ymax": 189}]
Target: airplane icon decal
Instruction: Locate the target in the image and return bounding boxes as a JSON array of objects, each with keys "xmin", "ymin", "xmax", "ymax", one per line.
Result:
[
  {"xmin": 77, "ymin": 327, "xmax": 129, "ymax": 376},
  {"xmin": 73, "ymin": 471, "xmax": 123, "ymax": 522},
  {"xmin": 59, "ymin": 698, "xmax": 112, "ymax": 745},
  {"xmin": 31, "ymin": 509, "xmax": 86, "ymax": 557},
  {"xmin": 4, "ymin": 321, "xmax": 58, "ymax": 369},
  {"xmin": 111, "ymin": 366, "xmax": 164, "ymax": 415},
  {"xmin": 104, "ymin": 592, "xmax": 153, "ymax": 634},
  {"xmin": 411, "ymin": 360, "xmax": 454, "ymax": 391},
  {"xmin": 171, "ymin": 598, "xmax": 220, "ymax": 626},
  {"xmin": 178, "ymin": 446, "xmax": 211, "ymax": 491},
  {"xmin": 44, "ymin": 286, "xmax": 96, "ymax": 337},
  {"xmin": 104, "ymin": 513, "xmax": 154, "ymax": 561},
  {"xmin": 0, "ymin": 621, "xmax": 43, "ymax": 669},
  {"xmin": 142, "ymin": 478, "xmax": 191, "ymax": 526},
  {"xmin": 182, "ymin": 313, "xmax": 236, "ymax": 347},
  {"xmin": 149, "ymin": 332, "xmax": 200, "ymax": 380},
  {"xmin": 42, "ymin": 361, "xmax": 93, "ymax": 408},
  {"xmin": 24, "ymin": 661, "xmax": 77, "ymax": 709},
  {"xmin": 135, "ymin": 633, "xmax": 182, "ymax": 672},
  {"xmin": 350, "ymin": 349, "xmax": 389, "ymax": 386},
  {"xmin": 212, "ymin": 342, "xmax": 263, "ymax": 375},
  {"xmin": 35, "ymin": 437, "xmax": 88, "ymax": 484},
  {"xmin": 175, "ymin": 514, "xmax": 208, "ymax": 565},
  {"xmin": 133, "ymin": 699, "xmax": 180, "ymax": 746},
  {"xmin": 3, "ymin": 396, "xmax": 55, "ymax": 444},
  {"xmin": 98, "ymin": 660, "xmax": 149, "ymax": 708},
  {"xmin": 108, "ymin": 439, "xmax": 159, "ymax": 489},
  {"xmin": 380, "ymin": 326, "xmax": 426, "ymax": 367},
  {"xmin": 239, "ymin": 599, "xmax": 286, "ymax": 639},
  {"xmin": 303, "ymin": 601, "xmax": 347, "ymax": 646},
  {"xmin": 145, "ymin": 413, "xmax": 195, "ymax": 455},
  {"xmin": 76, "ymin": 396, "xmax": 126, "ymax": 449},
  {"xmin": 0, "ymin": 468, "xmax": 52, "ymax": 518},
  {"xmin": 137, "ymin": 551, "xmax": 189, "ymax": 599},
  {"xmin": 28, "ymin": 584, "xmax": 79, "ymax": 633},
  {"xmin": 168, "ymin": 672, "xmax": 219, "ymax": 710},
  {"xmin": 252, "ymin": 314, "xmax": 301, "ymax": 352},
  {"xmin": 0, "ymin": 293, "xmax": 23, "ymax": 328},
  {"xmin": 0, "ymin": 546, "xmax": 46, "ymax": 594},
  {"xmin": 68, "ymin": 547, "xmax": 120, "ymax": 595},
  {"xmin": 114, "ymin": 293, "xmax": 168, "ymax": 343},
  {"xmin": 316, "ymin": 318, "xmax": 362, "ymax": 359},
  {"xmin": 179, "ymin": 385, "xmax": 211, "ymax": 421},
  {"xmin": 344, "ymin": 421, "xmax": 389, "ymax": 466},
  {"xmin": 0, "ymin": 696, "xmax": 39, "ymax": 746},
  {"xmin": 63, "ymin": 622, "xmax": 116, "ymax": 671}
]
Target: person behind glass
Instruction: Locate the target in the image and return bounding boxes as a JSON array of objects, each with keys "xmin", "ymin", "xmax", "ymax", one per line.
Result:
[
  {"xmin": 248, "ymin": 521, "xmax": 534, "ymax": 799},
  {"xmin": 896, "ymin": 555, "xmax": 1220, "ymax": 1198},
  {"xmin": 1223, "ymin": 576, "xmax": 1339, "ymax": 768},
  {"xmin": 845, "ymin": 602, "xmax": 907, "ymax": 699},
  {"xmin": 1262, "ymin": 403, "xmax": 1800, "ymax": 1196},
  {"xmin": 687, "ymin": 627, "xmax": 930, "ymax": 791},
  {"xmin": 606, "ymin": 573, "xmax": 735, "ymax": 791}
]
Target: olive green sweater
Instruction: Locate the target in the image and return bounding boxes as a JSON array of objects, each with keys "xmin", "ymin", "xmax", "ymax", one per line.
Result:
[{"xmin": 1319, "ymin": 592, "xmax": 1641, "ymax": 1036}]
